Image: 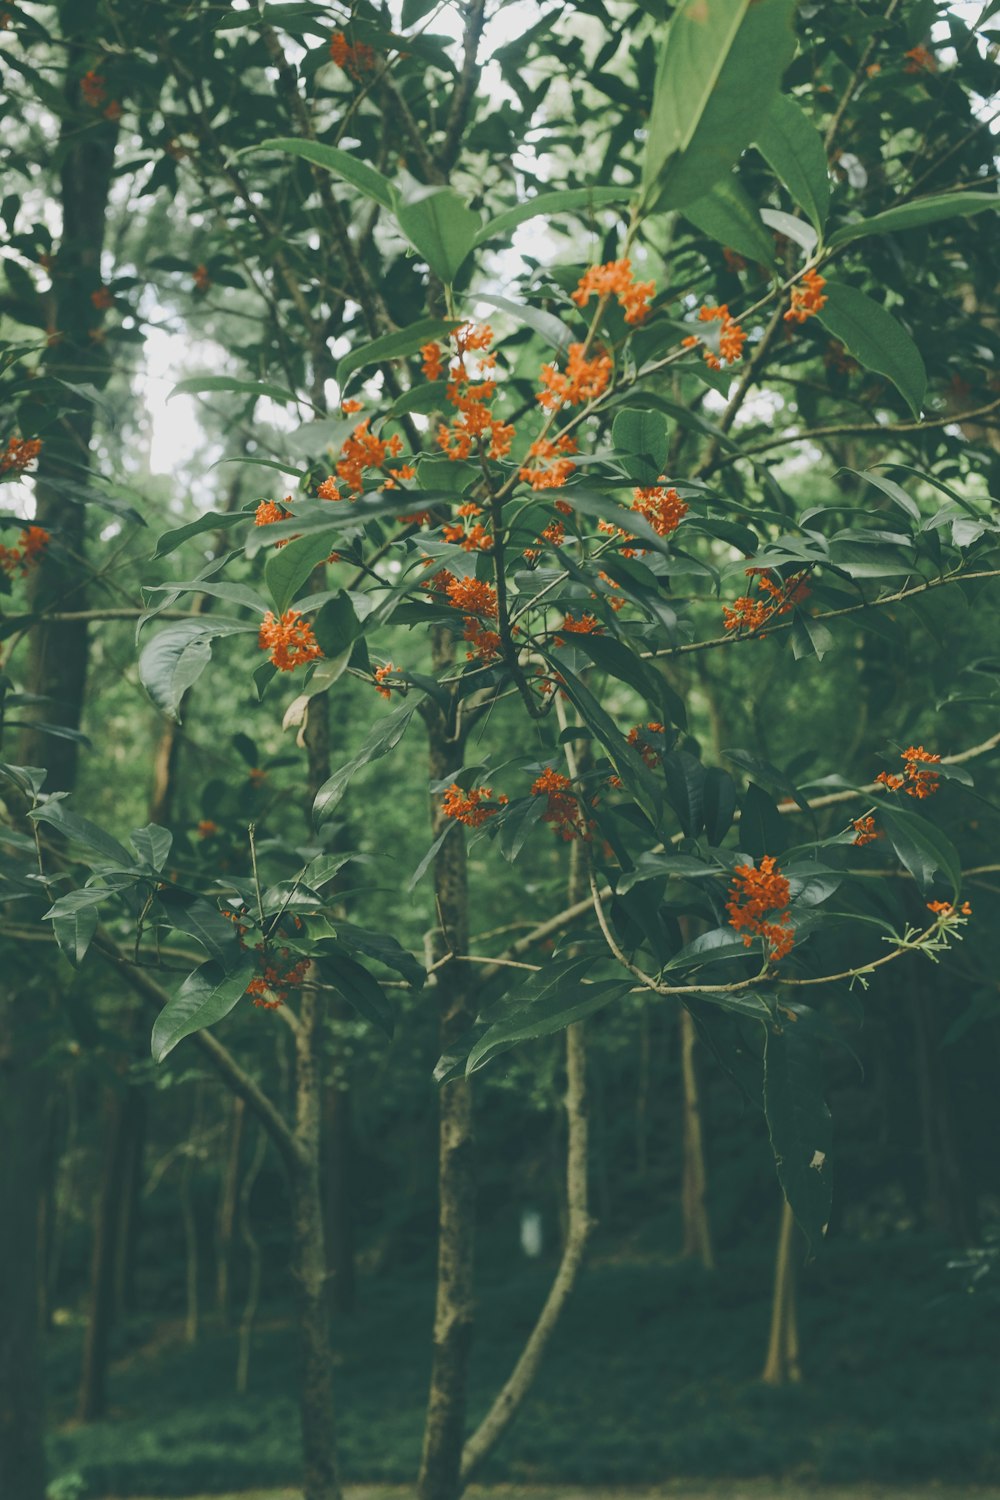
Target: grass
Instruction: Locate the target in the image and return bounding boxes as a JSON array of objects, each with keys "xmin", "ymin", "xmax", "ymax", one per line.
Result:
[{"xmin": 45, "ymin": 1232, "xmax": 1000, "ymax": 1499}]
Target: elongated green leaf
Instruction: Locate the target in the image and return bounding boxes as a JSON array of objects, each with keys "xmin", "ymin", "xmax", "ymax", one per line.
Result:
[
  {"xmin": 665, "ymin": 925, "xmax": 753, "ymax": 970},
  {"xmin": 338, "ymin": 316, "xmax": 457, "ymax": 387},
  {"xmin": 313, "ymin": 703, "xmax": 418, "ymax": 825},
  {"xmin": 44, "ymin": 888, "xmax": 107, "ymax": 966},
  {"xmin": 612, "ymin": 408, "xmax": 670, "ymax": 484},
  {"xmin": 129, "ymin": 824, "xmax": 172, "ymax": 872},
  {"xmin": 396, "ymin": 187, "xmax": 481, "ymax": 283},
  {"xmin": 764, "ymin": 1020, "xmax": 832, "ymax": 1251},
  {"xmin": 683, "ymin": 176, "xmax": 780, "ymax": 270},
  {"xmin": 817, "ymin": 283, "xmax": 927, "ymax": 418},
  {"xmin": 311, "ymin": 592, "xmax": 361, "ymax": 657},
  {"xmin": 827, "ymin": 190, "xmax": 1000, "ymax": 249},
  {"xmin": 314, "ymin": 946, "xmax": 395, "ymax": 1036},
  {"xmin": 759, "ymin": 207, "xmax": 817, "ymax": 255},
  {"xmin": 29, "ymin": 803, "xmax": 134, "ymax": 868},
  {"xmin": 169, "ymin": 375, "xmax": 303, "ymax": 405},
  {"xmin": 541, "ymin": 656, "xmax": 661, "ymax": 825},
  {"xmin": 879, "ymin": 805, "xmax": 961, "ymax": 898},
  {"xmin": 642, "ymin": 0, "xmax": 798, "ymax": 212},
  {"xmin": 153, "ymin": 510, "xmax": 250, "ymax": 559},
  {"xmin": 617, "ymin": 853, "xmax": 720, "ymax": 894},
  {"xmin": 247, "ymin": 138, "xmax": 396, "ymax": 211},
  {"xmin": 474, "ymin": 186, "xmax": 630, "ymax": 246},
  {"xmin": 475, "ymin": 293, "xmax": 573, "ymax": 355},
  {"xmin": 139, "ymin": 620, "xmax": 255, "ymax": 720},
  {"xmin": 151, "ymin": 957, "xmax": 256, "ymax": 1062},
  {"xmin": 143, "ymin": 581, "xmax": 268, "ymax": 614},
  {"xmin": 264, "ymin": 529, "xmax": 339, "ymax": 614},
  {"xmin": 755, "ymin": 93, "xmax": 829, "ymax": 232}
]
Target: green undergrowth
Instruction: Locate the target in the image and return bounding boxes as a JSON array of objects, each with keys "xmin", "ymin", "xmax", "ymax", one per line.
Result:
[{"xmin": 46, "ymin": 1232, "xmax": 1000, "ymax": 1498}]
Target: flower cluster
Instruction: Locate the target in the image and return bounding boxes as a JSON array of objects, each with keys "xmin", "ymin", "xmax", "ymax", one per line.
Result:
[
  {"xmin": 1, "ymin": 435, "xmax": 42, "ymax": 473},
  {"xmin": 537, "ymin": 342, "xmax": 613, "ymax": 410},
  {"xmin": 329, "ymin": 31, "xmax": 376, "ymax": 78},
  {"xmin": 531, "ymin": 767, "xmax": 589, "ymax": 841},
  {"xmin": 258, "ymin": 611, "xmax": 323, "ymax": 671},
  {"xmin": 193, "ymin": 263, "xmax": 211, "ymax": 294},
  {"xmin": 442, "ymin": 783, "xmax": 508, "ymax": 827},
  {"xmin": 434, "ymin": 324, "xmax": 515, "ymax": 464},
  {"xmin": 246, "ymin": 949, "xmax": 310, "ymax": 1009},
  {"xmin": 80, "ymin": 69, "xmax": 107, "ymax": 107},
  {"xmin": 373, "ymin": 663, "xmax": 396, "ymax": 700},
  {"xmin": 927, "ymin": 899, "xmax": 971, "ymax": 919},
  {"xmin": 519, "ymin": 433, "xmax": 578, "ymax": 490},
  {"xmin": 0, "ymin": 525, "xmax": 49, "ymax": 577},
  {"xmin": 722, "ymin": 568, "xmax": 810, "ymax": 634},
  {"xmin": 255, "ymin": 498, "xmax": 292, "ymax": 527},
  {"xmin": 682, "ymin": 304, "xmax": 747, "ymax": 369},
  {"xmin": 904, "ymin": 44, "xmax": 936, "ymax": 73},
  {"xmin": 875, "ymin": 745, "xmax": 941, "ymax": 799},
  {"xmin": 444, "ymin": 574, "xmax": 502, "ymax": 662},
  {"xmin": 599, "ymin": 485, "xmax": 688, "ymax": 556},
  {"xmin": 785, "ymin": 268, "xmax": 828, "ymax": 324},
  {"xmin": 571, "ymin": 259, "xmax": 654, "ymax": 325},
  {"xmin": 852, "ymin": 815, "xmax": 879, "ymax": 847},
  {"xmin": 726, "ymin": 856, "xmax": 794, "ymax": 962},
  {"xmin": 610, "ymin": 722, "xmax": 666, "ymax": 787},
  {"xmin": 442, "ymin": 500, "xmax": 493, "ymax": 552},
  {"xmin": 336, "ymin": 418, "xmax": 403, "ymax": 494}
]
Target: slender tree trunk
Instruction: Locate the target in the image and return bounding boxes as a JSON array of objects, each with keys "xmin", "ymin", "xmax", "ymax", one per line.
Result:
[
  {"xmin": 216, "ymin": 1096, "xmax": 245, "ymax": 1326},
  {"xmin": 292, "ymin": 987, "xmax": 343, "ymax": 1500},
  {"xmin": 636, "ymin": 1003, "xmax": 652, "ymax": 1178},
  {"xmin": 236, "ymin": 1123, "xmax": 267, "ymax": 1394},
  {"xmin": 78, "ymin": 1080, "xmax": 133, "ymax": 1420},
  {"xmin": 761, "ymin": 1199, "xmax": 801, "ymax": 1386},
  {"xmin": 418, "ymin": 634, "xmax": 475, "ymax": 1500},
  {"xmin": 912, "ymin": 980, "xmax": 973, "ymax": 1244},
  {"xmin": 113, "ymin": 1064, "xmax": 147, "ymax": 1322},
  {"xmin": 679, "ymin": 1006, "xmax": 715, "ymax": 1269},
  {"xmin": 179, "ymin": 1090, "xmax": 203, "ymax": 1345},
  {"xmin": 322, "ymin": 1079, "xmax": 356, "ymax": 1316}
]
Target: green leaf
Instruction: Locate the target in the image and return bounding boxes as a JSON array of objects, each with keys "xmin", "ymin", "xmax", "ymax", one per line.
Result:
[
  {"xmin": 474, "ymin": 186, "xmax": 630, "ymax": 246},
  {"xmin": 879, "ymin": 805, "xmax": 961, "ymax": 898},
  {"xmin": 169, "ymin": 375, "xmax": 304, "ymax": 406},
  {"xmin": 151, "ymin": 957, "xmax": 256, "ymax": 1063},
  {"xmin": 139, "ymin": 620, "xmax": 254, "ymax": 720},
  {"xmin": 683, "ymin": 176, "xmax": 781, "ymax": 270},
  {"xmin": 758, "ymin": 207, "xmax": 817, "ymax": 255},
  {"xmin": 541, "ymin": 657, "xmax": 661, "ymax": 825},
  {"xmin": 153, "ymin": 510, "xmax": 249, "ymax": 559},
  {"xmin": 464, "ymin": 958, "xmax": 630, "ymax": 1076},
  {"xmin": 314, "ymin": 946, "xmax": 395, "ymax": 1036},
  {"xmin": 29, "ymin": 803, "xmax": 134, "ymax": 868},
  {"xmin": 129, "ymin": 824, "xmax": 172, "ymax": 872},
  {"xmin": 337, "ymin": 316, "xmax": 457, "ymax": 387},
  {"xmin": 313, "ymin": 703, "xmax": 418, "ymax": 826},
  {"xmin": 611, "ymin": 408, "xmax": 670, "ymax": 484},
  {"xmin": 616, "ymin": 853, "xmax": 720, "ymax": 894},
  {"xmin": 764, "ymin": 1020, "xmax": 832, "ymax": 1251},
  {"xmin": 739, "ymin": 782, "xmax": 788, "ymax": 860},
  {"xmin": 827, "ymin": 191, "xmax": 1000, "ymax": 250},
  {"xmin": 641, "ymin": 0, "xmax": 798, "ymax": 212},
  {"xmin": 44, "ymin": 888, "xmax": 106, "ymax": 966},
  {"xmin": 246, "ymin": 138, "xmax": 396, "ymax": 211},
  {"xmin": 665, "ymin": 925, "xmax": 753, "ymax": 971},
  {"xmin": 790, "ymin": 612, "xmax": 835, "ymax": 661},
  {"xmin": 754, "ymin": 93, "xmax": 829, "ymax": 233},
  {"xmin": 395, "ymin": 187, "xmax": 481, "ymax": 284},
  {"xmin": 264, "ymin": 529, "xmax": 339, "ymax": 614},
  {"xmin": 475, "ymin": 293, "xmax": 573, "ymax": 356},
  {"xmin": 817, "ymin": 284, "xmax": 927, "ymax": 418},
  {"xmin": 311, "ymin": 592, "xmax": 362, "ymax": 657}
]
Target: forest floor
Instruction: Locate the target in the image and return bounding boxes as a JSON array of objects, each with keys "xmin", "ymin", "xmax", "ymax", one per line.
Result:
[{"xmin": 52, "ymin": 1233, "xmax": 1000, "ymax": 1498}]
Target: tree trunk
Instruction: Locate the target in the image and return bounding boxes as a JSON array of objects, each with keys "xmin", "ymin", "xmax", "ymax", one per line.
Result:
[
  {"xmin": 236, "ymin": 1123, "xmax": 267, "ymax": 1394},
  {"xmin": 292, "ymin": 987, "xmax": 343, "ymax": 1500},
  {"xmin": 179, "ymin": 1091, "xmax": 203, "ymax": 1345},
  {"xmin": 679, "ymin": 1006, "xmax": 714, "ymax": 1269},
  {"xmin": 78, "ymin": 1080, "xmax": 133, "ymax": 1420},
  {"xmin": 113, "ymin": 1065, "xmax": 147, "ymax": 1323},
  {"xmin": 216, "ymin": 1096, "xmax": 245, "ymax": 1326},
  {"xmin": 761, "ymin": 1199, "xmax": 801, "ymax": 1386},
  {"xmin": 322, "ymin": 1079, "xmax": 356, "ymax": 1316},
  {"xmin": 912, "ymin": 980, "xmax": 973, "ymax": 1244},
  {"xmin": 418, "ymin": 633, "xmax": 475, "ymax": 1500}
]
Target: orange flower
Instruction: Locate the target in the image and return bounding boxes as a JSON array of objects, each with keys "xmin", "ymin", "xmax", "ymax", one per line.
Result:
[
  {"xmin": 0, "ymin": 525, "xmax": 50, "ymax": 577},
  {"xmin": 103, "ymin": 99, "xmax": 123, "ymax": 122},
  {"xmin": 571, "ymin": 259, "xmax": 655, "ymax": 325},
  {"xmin": 336, "ymin": 419, "xmax": 402, "ymax": 495},
  {"xmin": 531, "ymin": 767, "xmax": 589, "ymax": 841},
  {"xmin": 436, "ymin": 325, "xmax": 515, "ymax": 463},
  {"xmin": 258, "ymin": 611, "xmax": 324, "ymax": 671},
  {"xmin": 876, "ymin": 745, "xmax": 941, "ymax": 799},
  {"xmin": 421, "ymin": 342, "xmax": 444, "ymax": 381},
  {"xmin": 90, "ymin": 286, "xmax": 113, "ymax": 311},
  {"xmin": 519, "ymin": 434, "xmax": 577, "ymax": 490},
  {"xmin": 537, "ymin": 343, "xmax": 613, "ymax": 410},
  {"xmin": 246, "ymin": 948, "xmax": 309, "ymax": 1009},
  {"xmin": 852, "ymin": 815, "xmax": 879, "ymax": 847},
  {"xmin": 80, "ymin": 70, "xmax": 107, "ymax": 108},
  {"xmin": 602, "ymin": 485, "xmax": 688, "ymax": 556},
  {"xmin": 559, "ymin": 611, "xmax": 602, "ymax": 635},
  {"xmin": 329, "ymin": 30, "xmax": 376, "ymax": 78},
  {"xmin": 193, "ymin": 263, "xmax": 211, "ymax": 294},
  {"xmin": 726, "ymin": 856, "xmax": 794, "ymax": 962},
  {"xmin": 197, "ymin": 820, "xmax": 218, "ymax": 839},
  {"xmin": 683, "ymin": 304, "xmax": 747, "ymax": 369},
  {"xmin": 341, "ymin": 398, "xmax": 364, "ymax": 415},
  {"xmin": 445, "ymin": 574, "xmax": 497, "ymax": 617},
  {"xmin": 904, "ymin": 44, "xmax": 936, "ymax": 73},
  {"xmin": 317, "ymin": 477, "xmax": 342, "ymax": 501},
  {"xmin": 722, "ymin": 595, "xmax": 771, "ymax": 634},
  {"xmin": 874, "ymin": 771, "xmax": 904, "ymax": 792},
  {"xmin": 628, "ymin": 722, "xmax": 665, "ymax": 770},
  {"xmin": 462, "ymin": 620, "xmax": 503, "ymax": 662},
  {"xmin": 927, "ymin": 899, "xmax": 971, "ymax": 918},
  {"xmin": 1, "ymin": 435, "xmax": 42, "ymax": 473},
  {"xmin": 442, "ymin": 783, "xmax": 508, "ymax": 827},
  {"xmin": 784, "ymin": 268, "xmax": 828, "ymax": 324},
  {"xmin": 442, "ymin": 500, "xmax": 493, "ymax": 552},
  {"xmin": 397, "ymin": 509, "xmax": 432, "ymax": 527},
  {"xmin": 255, "ymin": 499, "xmax": 291, "ymax": 527},
  {"xmin": 373, "ymin": 663, "xmax": 396, "ymax": 700},
  {"xmin": 723, "ymin": 568, "xmax": 810, "ymax": 633}
]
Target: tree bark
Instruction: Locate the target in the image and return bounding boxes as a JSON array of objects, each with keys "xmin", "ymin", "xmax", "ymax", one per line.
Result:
[
  {"xmin": 236, "ymin": 1122, "xmax": 267, "ymax": 1394},
  {"xmin": 418, "ymin": 631, "xmax": 475, "ymax": 1500},
  {"xmin": 113, "ymin": 1082, "xmax": 146, "ymax": 1323},
  {"xmin": 216, "ymin": 1096, "xmax": 245, "ymax": 1326},
  {"xmin": 761, "ymin": 1199, "xmax": 801, "ymax": 1386},
  {"xmin": 78, "ymin": 1079, "xmax": 133, "ymax": 1419},
  {"xmin": 679, "ymin": 1006, "xmax": 715, "ymax": 1269},
  {"xmin": 322, "ymin": 1078, "xmax": 356, "ymax": 1316}
]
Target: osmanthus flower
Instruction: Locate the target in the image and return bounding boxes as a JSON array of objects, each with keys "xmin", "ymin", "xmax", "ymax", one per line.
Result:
[
  {"xmin": 80, "ymin": 69, "xmax": 107, "ymax": 108},
  {"xmin": 1, "ymin": 435, "xmax": 42, "ymax": 472},
  {"xmin": 442, "ymin": 783, "xmax": 509, "ymax": 828},
  {"xmin": 927, "ymin": 899, "xmax": 972, "ymax": 919},
  {"xmin": 519, "ymin": 434, "xmax": 578, "ymax": 490},
  {"xmin": 444, "ymin": 574, "xmax": 503, "ymax": 663},
  {"xmin": 317, "ymin": 477, "xmax": 342, "ymax": 501},
  {"xmin": 682, "ymin": 304, "xmax": 747, "ymax": 369},
  {"xmin": 726, "ymin": 856, "xmax": 794, "ymax": 962},
  {"xmin": 373, "ymin": 663, "xmax": 397, "ymax": 700},
  {"xmin": 784, "ymin": 268, "xmax": 828, "ymax": 325},
  {"xmin": 722, "ymin": 567, "xmax": 811, "ymax": 634},
  {"xmin": 336, "ymin": 419, "xmax": 403, "ymax": 495},
  {"xmin": 600, "ymin": 485, "xmax": 688, "ymax": 556},
  {"xmin": 571, "ymin": 259, "xmax": 655, "ymax": 325},
  {"xmin": 329, "ymin": 30, "xmax": 376, "ymax": 78},
  {"xmin": 523, "ymin": 515, "xmax": 568, "ymax": 562},
  {"xmin": 90, "ymin": 286, "xmax": 113, "ymax": 311},
  {"xmin": 435, "ymin": 324, "xmax": 516, "ymax": 464},
  {"xmin": 0, "ymin": 524, "xmax": 50, "ymax": 577},
  {"xmin": 536, "ymin": 342, "xmax": 613, "ymax": 410},
  {"xmin": 246, "ymin": 949, "xmax": 310, "ymax": 1009},
  {"xmin": 610, "ymin": 722, "xmax": 666, "ymax": 786},
  {"xmin": 876, "ymin": 745, "xmax": 941, "ymax": 799},
  {"xmin": 258, "ymin": 610, "xmax": 324, "ymax": 671},
  {"xmin": 193, "ymin": 264, "xmax": 211, "ymax": 295},
  {"xmin": 255, "ymin": 498, "xmax": 292, "ymax": 527},
  {"xmin": 904, "ymin": 43, "xmax": 936, "ymax": 73},
  {"xmin": 558, "ymin": 611, "xmax": 603, "ymax": 637},
  {"xmin": 421, "ymin": 342, "xmax": 445, "ymax": 381},
  {"xmin": 531, "ymin": 767, "xmax": 591, "ymax": 841},
  {"xmin": 852, "ymin": 815, "xmax": 879, "ymax": 847},
  {"xmin": 197, "ymin": 820, "xmax": 218, "ymax": 839},
  {"xmin": 442, "ymin": 500, "xmax": 493, "ymax": 553}
]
